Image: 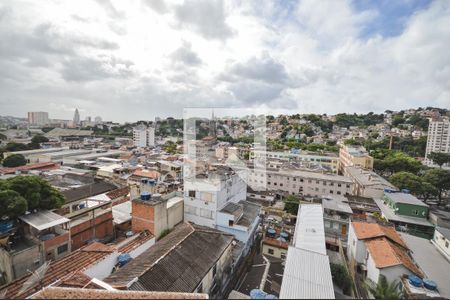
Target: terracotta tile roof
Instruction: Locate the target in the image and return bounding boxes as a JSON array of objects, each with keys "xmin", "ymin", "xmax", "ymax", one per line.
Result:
[
  {"xmin": 0, "ymin": 162, "xmax": 59, "ymax": 175},
  {"xmin": 106, "ymin": 186, "xmax": 130, "ymax": 200},
  {"xmin": 117, "ymin": 231, "xmax": 154, "ymax": 254},
  {"xmin": 352, "ymin": 221, "xmax": 407, "ymax": 248},
  {"xmin": 32, "ymin": 287, "xmax": 208, "ymax": 299},
  {"xmin": 365, "ymin": 238, "xmax": 423, "ymax": 277},
  {"xmin": 132, "ymin": 169, "xmax": 161, "ymax": 179},
  {"xmin": 263, "ymin": 237, "xmax": 289, "ymax": 250},
  {"xmin": 0, "ymin": 242, "xmax": 115, "ymax": 299},
  {"xmin": 55, "ymin": 272, "xmax": 102, "ymax": 289}
]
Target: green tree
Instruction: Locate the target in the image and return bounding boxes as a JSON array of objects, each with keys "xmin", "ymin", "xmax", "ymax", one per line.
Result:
[
  {"xmin": 366, "ymin": 275, "xmax": 401, "ymax": 299},
  {"xmin": 5, "ymin": 142, "xmax": 29, "ymax": 152},
  {"xmin": 374, "ymin": 151, "xmax": 422, "ymax": 176},
  {"xmin": 0, "ymin": 190, "xmax": 28, "ymax": 219},
  {"xmin": 283, "ymin": 195, "xmax": 299, "ymax": 215},
  {"xmin": 31, "ymin": 134, "xmax": 49, "ymax": 144},
  {"xmin": 162, "ymin": 141, "xmax": 177, "ymax": 154},
  {"xmin": 389, "ymin": 172, "xmax": 438, "ymax": 201},
  {"xmin": 427, "ymin": 152, "xmax": 450, "ymax": 168},
  {"xmin": 3, "ymin": 176, "xmax": 65, "ymax": 210},
  {"xmin": 330, "ymin": 263, "xmax": 352, "ymax": 295},
  {"xmin": 423, "ymin": 169, "xmax": 450, "ymax": 205},
  {"xmin": 2, "ymin": 154, "xmax": 27, "ymax": 167}
]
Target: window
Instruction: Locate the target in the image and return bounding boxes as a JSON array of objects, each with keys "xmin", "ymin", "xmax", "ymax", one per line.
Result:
[
  {"xmin": 229, "ymin": 220, "xmax": 234, "ymax": 227},
  {"xmin": 338, "ymin": 183, "xmax": 341, "ymax": 187},
  {"xmin": 268, "ymin": 248, "xmax": 274, "ymax": 255},
  {"xmin": 280, "ymin": 183, "xmax": 283, "ymax": 187},
  {"xmin": 293, "ymin": 178, "xmax": 297, "ymax": 181},
  {"xmin": 337, "ymin": 191, "xmax": 341, "ymax": 195},
  {"xmin": 413, "ymin": 210, "xmax": 419, "ymax": 215},
  {"xmin": 57, "ymin": 244, "xmax": 68, "ymax": 255},
  {"xmin": 330, "ymin": 190, "xmax": 334, "ymax": 194},
  {"xmin": 188, "ymin": 190, "xmax": 196, "ymax": 198},
  {"xmin": 346, "ymin": 184, "xmax": 350, "ymax": 188}
]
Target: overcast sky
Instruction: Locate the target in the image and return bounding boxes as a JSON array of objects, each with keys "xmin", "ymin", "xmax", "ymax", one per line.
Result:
[{"xmin": 0, "ymin": 0, "xmax": 449, "ymax": 122}]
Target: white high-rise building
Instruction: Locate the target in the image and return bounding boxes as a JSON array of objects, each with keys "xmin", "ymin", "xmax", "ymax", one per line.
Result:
[
  {"xmin": 94, "ymin": 116, "xmax": 102, "ymax": 124},
  {"xmin": 425, "ymin": 117, "xmax": 450, "ymax": 168},
  {"xmin": 73, "ymin": 108, "xmax": 80, "ymax": 125},
  {"xmin": 132, "ymin": 125, "xmax": 155, "ymax": 148},
  {"xmin": 27, "ymin": 112, "xmax": 49, "ymax": 126}
]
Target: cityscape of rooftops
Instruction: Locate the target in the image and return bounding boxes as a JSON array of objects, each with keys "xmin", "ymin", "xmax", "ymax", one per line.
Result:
[{"xmin": 1, "ymin": 1, "xmax": 450, "ymax": 299}]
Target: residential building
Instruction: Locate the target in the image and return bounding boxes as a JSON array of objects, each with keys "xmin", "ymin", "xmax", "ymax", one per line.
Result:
[
  {"xmin": 184, "ymin": 167, "xmax": 247, "ymax": 229},
  {"xmin": 247, "ymin": 166, "xmax": 353, "ymax": 197},
  {"xmin": 344, "ymin": 166, "xmax": 397, "ymax": 198},
  {"xmin": 132, "ymin": 125, "xmax": 155, "ymax": 148},
  {"xmin": 105, "ymin": 223, "xmax": 234, "ymax": 299},
  {"xmin": 321, "ymin": 195, "xmax": 353, "ymax": 245},
  {"xmin": 424, "ymin": 117, "xmax": 450, "ymax": 168},
  {"xmin": 347, "ymin": 221, "xmax": 422, "ymax": 286},
  {"xmin": 27, "ymin": 112, "xmax": 49, "ymax": 126},
  {"xmin": 432, "ymin": 227, "xmax": 450, "ymax": 260},
  {"xmin": 339, "ymin": 145, "xmax": 374, "ymax": 174},
  {"xmin": 374, "ymin": 191, "xmax": 435, "ymax": 238},
  {"xmin": 280, "ymin": 204, "xmax": 335, "ymax": 299},
  {"xmin": 184, "ymin": 166, "xmax": 260, "ymax": 254},
  {"xmin": 262, "ymin": 238, "xmax": 288, "ymax": 259},
  {"xmin": 250, "ymin": 149, "xmax": 340, "ymax": 174}
]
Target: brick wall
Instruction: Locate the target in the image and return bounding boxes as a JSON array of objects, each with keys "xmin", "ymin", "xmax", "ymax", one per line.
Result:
[
  {"xmin": 70, "ymin": 211, "xmax": 114, "ymax": 250},
  {"xmin": 131, "ymin": 200, "xmax": 155, "ymax": 234}
]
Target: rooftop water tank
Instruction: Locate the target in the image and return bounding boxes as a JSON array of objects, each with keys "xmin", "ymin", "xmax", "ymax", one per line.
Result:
[
  {"xmin": 148, "ymin": 179, "xmax": 156, "ymax": 185},
  {"xmin": 280, "ymin": 232, "xmax": 289, "ymax": 240},
  {"xmin": 267, "ymin": 228, "xmax": 276, "ymax": 238},
  {"xmin": 141, "ymin": 178, "xmax": 148, "ymax": 184},
  {"xmin": 118, "ymin": 253, "xmax": 132, "ymax": 267},
  {"xmin": 401, "ymin": 189, "xmax": 411, "ymax": 194},
  {"xmin": 423, "ymin": 279, "xmax": 437, "ymax": 290},
  {"xmin": 140, "ymin": 191, "xmax": 151, "ymax": 201},
  {"xmin": 250, "ymin": 289, "xmax": 266, "ymax": 299},
  {"xmin": 408, "ymin": 275, "xmax": 423, "ymax": 287}
]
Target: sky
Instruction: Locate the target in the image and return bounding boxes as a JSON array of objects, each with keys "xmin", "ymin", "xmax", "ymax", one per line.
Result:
[{"xmin": 0, "ymin": 0, "xmax": 449, "ymax": 122}]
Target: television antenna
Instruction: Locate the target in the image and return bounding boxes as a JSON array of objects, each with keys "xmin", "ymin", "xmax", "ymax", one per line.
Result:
[{"xmin": 18, "ymin": 261, "xmax": 51, "ymax": 295}]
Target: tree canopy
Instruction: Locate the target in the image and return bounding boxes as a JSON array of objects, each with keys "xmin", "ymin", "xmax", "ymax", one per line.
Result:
[
  {"xmin": 0, "ymin": 176, "xmax": 65, "ymax": 219},
  {"xmin": 2, "ymin": 154, "xmax": 27, "ymax": 167},
  {"xmin": 428, "ymin": 152, "xmax": 450, "ymax": 168}
]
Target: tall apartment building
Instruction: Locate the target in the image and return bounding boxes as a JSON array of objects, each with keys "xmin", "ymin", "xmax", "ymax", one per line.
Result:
[
  {"xmin": 339, "ymin": 145, "xmax": 374, "ymax": 174},
  {"xmin": 425, "ymin": 117, "xmax": 450, "ymax": 168},
  {"xmin": 133, "ymin": 125, "xmax": 155, "ymax": 148},
  {"xmin": 27, "ymin": 112, "xmax": 49, "ymax": 126},
  {"xmin": 73, "ymin": 108, "xmax": 80, "ymax": 125}
]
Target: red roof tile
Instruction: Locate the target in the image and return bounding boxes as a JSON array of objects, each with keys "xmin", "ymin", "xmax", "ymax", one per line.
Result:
[
  {"xmin": 352, "ymin": 221, "xmax": 407, "ymax": 248},
  {"xmin": 32, "ymin": 287, "xmax": 208, "ymax": 299},
  {"xmin": 0, "ymin": 242, "xmax": 114, "ymax": 299},
  {"xmin": 365, "ymin": 237, "xmax": 423, "ymax": 277},
  {"xmin": 132, "ymin": 169, "xmax": 161, "ymax": 179}
]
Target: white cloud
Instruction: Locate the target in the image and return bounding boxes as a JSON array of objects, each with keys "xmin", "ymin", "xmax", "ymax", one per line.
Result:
[{"xmin": 0, "ymin": 0, "xmax": 448, "ymax": 122}]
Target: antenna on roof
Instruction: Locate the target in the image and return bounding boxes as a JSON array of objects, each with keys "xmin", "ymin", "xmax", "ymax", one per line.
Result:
[{"xmin": 18, "ymin": 261, "xmax": 50, "ymax": 295}]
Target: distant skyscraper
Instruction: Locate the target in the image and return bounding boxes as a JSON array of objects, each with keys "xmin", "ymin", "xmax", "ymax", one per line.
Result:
[
  {"xmin": 27, "ymin": 112, "xmax": 49, "ymax": 126},
  {"xmin": 73, "ymin": 108, "xmax": 80, "ymax": 125},
  {"xmin": 425, "ymin": 117, "xmax": 450, "ymax": 168},
  {"xmin": 209, "ymin": 110, "xmax": 216, "ymax": 137}
]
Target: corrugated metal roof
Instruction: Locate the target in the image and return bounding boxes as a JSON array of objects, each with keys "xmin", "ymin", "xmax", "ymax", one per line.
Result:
[
  {"xmin": 293, "ymin": 204, "xmax": 326, "ymax": 255},
  {"xmin": 280, "ymin": 247, "xmax": 334, "ymax": 299}
]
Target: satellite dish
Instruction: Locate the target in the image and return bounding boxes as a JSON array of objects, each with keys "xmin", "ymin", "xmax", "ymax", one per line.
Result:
[{"xmin": 18, "ymin": 261, "xmax": 51, "ymax": 295}]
